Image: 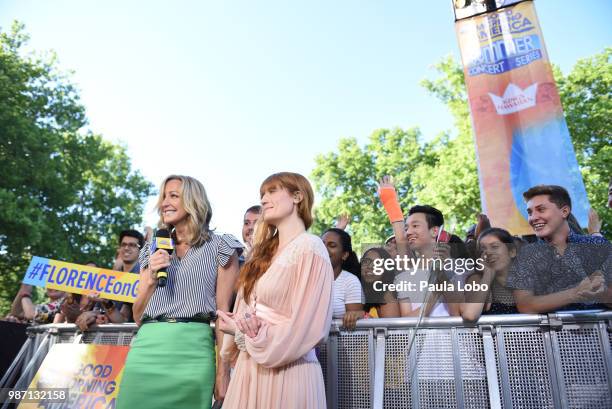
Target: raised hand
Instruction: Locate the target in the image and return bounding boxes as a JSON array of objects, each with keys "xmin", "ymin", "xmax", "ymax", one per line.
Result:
[
  {"xmin": 474, "ymin": 214, "xmax": 491, "ymax": 239},
  {"xmin": 378, "ymin": 175, "xmax": 403, "ymax": 223},
  {"xmin": 335, "ymin": 214, "xmax": 351, "ymax": 230},
  {"xmin": 588, "ymin": 208, "xmax": 602, "ymax": 235},
  {"xmin": 378, "ymin": 175, "xmax": 397, "ymax": 192}
]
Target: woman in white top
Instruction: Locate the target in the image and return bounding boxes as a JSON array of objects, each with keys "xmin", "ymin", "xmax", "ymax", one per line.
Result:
[{"xmin": 321, "ymin": 228, "xmax": 364, "ymax": 329}]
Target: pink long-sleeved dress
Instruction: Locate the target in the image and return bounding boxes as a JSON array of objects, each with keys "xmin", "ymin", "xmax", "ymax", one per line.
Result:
[{"xmin": 221, "ymin": 233, "xmax": 333, "ymax": 409}]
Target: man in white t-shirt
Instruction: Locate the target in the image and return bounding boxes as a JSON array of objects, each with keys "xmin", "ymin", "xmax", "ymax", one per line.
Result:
[{"xmin": 398, "ymin": 205, "xmax": 467, "ymax": 317}]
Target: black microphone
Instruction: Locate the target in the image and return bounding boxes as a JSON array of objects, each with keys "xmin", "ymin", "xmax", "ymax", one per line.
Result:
[{"xmin": 154, "ymin": 229, "xmax": 174, "ymax": 287}]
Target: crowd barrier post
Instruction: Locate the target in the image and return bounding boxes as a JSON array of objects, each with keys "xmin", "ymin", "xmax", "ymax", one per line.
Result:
[{"xmin": 477, "ymin": 325, "xmax": 501, "ymax": 409}]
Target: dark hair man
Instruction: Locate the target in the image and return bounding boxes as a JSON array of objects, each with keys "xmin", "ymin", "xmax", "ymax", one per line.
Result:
[
  {"xmin": 399, "ymin": 205, "xmax": 464, "ymax": 317},
  {"xmin": 242, "ymin": 205, "xmax": 261, "ymax": 259},
  {"xmin": 507, "ymin": 185, "xmax": 611, "ymax": 313},
  {"xmin": 405, "ymin": 205, "xmax": 445, "ymax": 254},
  {"xmin": 118, "ymin": 230, "xmax": 144, "ymax": 273}
]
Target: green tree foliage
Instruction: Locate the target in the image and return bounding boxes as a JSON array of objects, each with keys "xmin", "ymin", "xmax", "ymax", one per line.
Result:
[
  {"xmin": 311, "ymin": 49, "xmax": 611, "ymax": 246},
  {"xmin": 554, "ymin": 47, "xmax": 611, "ymax": 236},
  {"xmin": 0, "ymin": 22, "xmax": 154, "ymax": 314},
  {"xmin": 311, "ymin": 128, "xmax": 434, "ymax": 246}
]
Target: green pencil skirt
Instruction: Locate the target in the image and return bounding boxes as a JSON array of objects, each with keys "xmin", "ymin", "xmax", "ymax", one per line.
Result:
[{"xmin": 115, "ymin": 322, "xmax": 215, "ymax": 409}]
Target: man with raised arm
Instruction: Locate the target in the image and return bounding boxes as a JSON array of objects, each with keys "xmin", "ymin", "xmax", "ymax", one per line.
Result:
[{"xmin": 377, "ymin": 176, "xmax": 465, "ymax": 317}]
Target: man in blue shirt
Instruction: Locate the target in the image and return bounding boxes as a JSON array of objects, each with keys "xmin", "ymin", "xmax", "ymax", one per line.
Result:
[{"xmin": 507, "ymin": 185, "xmax": 611, "ymax": 313}]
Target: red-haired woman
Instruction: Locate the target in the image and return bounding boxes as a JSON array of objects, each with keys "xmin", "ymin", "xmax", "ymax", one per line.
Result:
[{"xmin": 217, "ymin": 172, "xmax": 333, "ymax": 409}]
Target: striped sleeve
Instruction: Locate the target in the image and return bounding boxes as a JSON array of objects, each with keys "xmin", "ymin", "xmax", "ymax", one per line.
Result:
[
  {"xmin": 344, "ymin": 272, "xmax": 364, "ymax": 305},
  {"xmin": 138, "ymin": 241, "xmax": 151, "ymax": 270},
  {"xmin": 217, "ymin": 234, "xmax": 243, "ymax": 267}
]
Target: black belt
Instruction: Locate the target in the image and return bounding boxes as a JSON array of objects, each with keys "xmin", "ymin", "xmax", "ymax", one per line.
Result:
[{"xmin": 142, "ymin": 316, "xmax": 212, "ymax": 325}]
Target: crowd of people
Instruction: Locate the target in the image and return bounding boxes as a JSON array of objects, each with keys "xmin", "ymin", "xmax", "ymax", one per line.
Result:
[
  {"xmin": 327, "ymin": 177, "xmax": 611, "ymax": 327},
  {"xmin": 2, "ymin": 172, "xmax": 611, "ymax": 408}
]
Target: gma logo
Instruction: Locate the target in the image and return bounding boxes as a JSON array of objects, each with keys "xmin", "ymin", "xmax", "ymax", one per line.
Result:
[{"xmin": 155, "ymin": 237, "xmax": 174, "ymax": 250}]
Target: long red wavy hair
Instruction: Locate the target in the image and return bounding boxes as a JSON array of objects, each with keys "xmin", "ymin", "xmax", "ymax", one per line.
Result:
[{"xmin": 238, "ymin": 172, "xmax": 314, "ymax": 303}]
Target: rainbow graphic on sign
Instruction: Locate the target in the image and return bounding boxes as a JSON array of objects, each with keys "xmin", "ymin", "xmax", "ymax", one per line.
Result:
[{"xmin": 18, "ymin": 344, "xmax": 129, "ymax": 409}]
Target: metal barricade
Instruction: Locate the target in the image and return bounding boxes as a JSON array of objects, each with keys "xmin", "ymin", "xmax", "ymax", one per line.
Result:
[{"xmin": 2, "ymin": 311, "xmax": 611, "ymax": 409}]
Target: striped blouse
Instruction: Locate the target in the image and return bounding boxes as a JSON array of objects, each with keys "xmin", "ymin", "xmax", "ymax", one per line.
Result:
[{"xmin": 140, "ymin": 232, "xmax": 243, "ymax": 320}]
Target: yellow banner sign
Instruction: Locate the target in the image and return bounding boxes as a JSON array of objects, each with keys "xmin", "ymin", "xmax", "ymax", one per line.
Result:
[{"xmin": 23, "ymin": 256, "xmax": 139, "ymax": 303}]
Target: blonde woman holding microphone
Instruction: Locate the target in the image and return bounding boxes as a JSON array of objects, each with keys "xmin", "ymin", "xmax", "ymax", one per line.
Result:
[{"xmin": 116, "ymin": 175, "xmax": 242, "ymax": 409}]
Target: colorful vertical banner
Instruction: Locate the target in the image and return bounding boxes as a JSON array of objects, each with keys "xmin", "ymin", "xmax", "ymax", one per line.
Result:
[
  {"xmin": 17, "ymin": 344, "xmax": 129, "ymax": 409},
  {"xmin": 455, "ymin": 0, "xmax": 590, "ymax": 234}
]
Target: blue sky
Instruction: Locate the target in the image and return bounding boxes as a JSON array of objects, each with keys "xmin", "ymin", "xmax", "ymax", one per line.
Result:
[{"xmin": 1, "ymin": 0, "xmax": 610, "ymax": 241}]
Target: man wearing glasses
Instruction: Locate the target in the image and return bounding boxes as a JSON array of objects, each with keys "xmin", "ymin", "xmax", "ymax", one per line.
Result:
[
  {"xmin": 75, "ymin": 230, "xmax": 144, "ymax": 330},
  {"xmin": 117, "ymin": 230, "xmax": 145, "ymax": 274}
]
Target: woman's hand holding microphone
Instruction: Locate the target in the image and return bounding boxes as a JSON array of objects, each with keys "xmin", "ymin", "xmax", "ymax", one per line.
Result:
[{"xmin": 141, "ymin": 250, "xmax": 171, "ymax": 289}]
